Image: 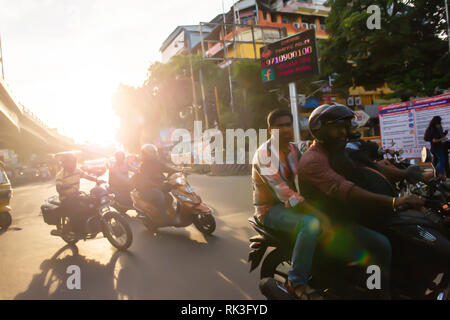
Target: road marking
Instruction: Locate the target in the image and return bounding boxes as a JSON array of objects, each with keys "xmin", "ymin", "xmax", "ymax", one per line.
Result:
[{"xmin": 216, "ymin": 271, "xmax": 252, "ymax": 300}]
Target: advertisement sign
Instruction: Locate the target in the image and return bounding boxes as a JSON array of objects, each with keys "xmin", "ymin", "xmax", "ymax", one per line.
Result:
[
  {"xmin": 378, "ymin": 93, "xmax": 450, "ymax": 158},
  {"xmin": 260, "ymin": 29, "xmax": 319, "ymax": 86}
]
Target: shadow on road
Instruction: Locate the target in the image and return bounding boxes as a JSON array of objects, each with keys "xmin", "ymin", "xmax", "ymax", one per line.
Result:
[
  {"xmin": 14, "ymin": 214, "xmax": 261, "ymax": 299},
  {"xmin": 15, "ymin": 245, "xmax": 136, "ymax": 300}
]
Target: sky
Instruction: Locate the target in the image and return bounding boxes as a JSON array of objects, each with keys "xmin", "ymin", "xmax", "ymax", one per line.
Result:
[{"xmin": 0, "ymin": 0, "xmax": 238, "ymax": 145}]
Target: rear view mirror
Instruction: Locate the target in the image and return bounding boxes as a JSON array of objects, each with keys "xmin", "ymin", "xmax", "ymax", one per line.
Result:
[{"xmin": 421, "ymin": 147, "xmax": 432, "ymax": 163}]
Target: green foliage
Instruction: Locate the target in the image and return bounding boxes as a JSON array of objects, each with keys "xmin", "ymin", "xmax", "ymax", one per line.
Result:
[{"xmin": 321, "ymin": 0, "xmax": 450, "ymax": 96}]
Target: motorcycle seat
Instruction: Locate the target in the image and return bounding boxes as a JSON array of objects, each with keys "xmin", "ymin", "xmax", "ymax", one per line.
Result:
[{"xmin": 248, "ymin": 217, "xmax": 291, "ymax": 248}]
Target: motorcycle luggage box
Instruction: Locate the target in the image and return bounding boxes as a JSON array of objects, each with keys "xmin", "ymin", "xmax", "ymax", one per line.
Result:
[{"xmin": 41, "ymin": 203, "xmax": 61, "ymax": 225}]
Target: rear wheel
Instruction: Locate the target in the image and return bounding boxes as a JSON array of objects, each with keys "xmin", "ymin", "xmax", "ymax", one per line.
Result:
[
  {"xmin": 260, "ymin": 248, "xmax": 290, "ymax": 285},
  {"xmin": 102, "ymin": 211, "xmax": 133, "ymax": 251},
  {"xmin": 0, "ymin": 211, "xmax": 12, "ymax": 230},
  {"xmin": 59, "ymin": 217, "xmax": 79, "ymax": 246},
  {"xmin": 193, "ymin": 213, "xmax": 216, "ymax": 235}
]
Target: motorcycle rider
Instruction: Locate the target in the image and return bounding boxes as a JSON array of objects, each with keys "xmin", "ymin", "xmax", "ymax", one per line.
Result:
[
  {"xmin": 253, "ymin": 108, "xmax": 331, "ymax": 300},
  {"xmin": 109, "ymin": 151, "xmax": 133, "ymax": 207},
  {"xmin": 133, "ymin": 144, "xmax": 180, "ymax": 224},
  {"xmin": 298, "ymin": 103, "xmax": 425, "ymax": 299},
  {"xmin": 56, "ymin": 153, "xmax": 105, "ymax": 238}
]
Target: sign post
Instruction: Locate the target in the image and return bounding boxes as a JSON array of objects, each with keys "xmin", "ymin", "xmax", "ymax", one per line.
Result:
[
  {"xmin": 260, "ymin": 29, "xmax": 320, "ymax": 144},
  {"xmin": 289, "ymin": 82, "xmax": 300, "ymax": 143}
]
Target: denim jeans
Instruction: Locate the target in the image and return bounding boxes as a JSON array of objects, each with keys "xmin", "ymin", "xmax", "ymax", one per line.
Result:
[
  {"xmin": 434, "ymin": 148, "xmax": 447, "ymax": 176},
  {"xmin": 263, "ymin": 204, "xmax": 321, "ymax": 286}
]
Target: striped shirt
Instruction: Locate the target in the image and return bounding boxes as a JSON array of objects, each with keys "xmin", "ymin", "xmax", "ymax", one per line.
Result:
[
  {"xmin": 252, "ymin": 138, "xmax": 305, "ymax": 221},
  {"xmin": 56, "ymin": 168, "xmax": 89, "ymax": 201}
]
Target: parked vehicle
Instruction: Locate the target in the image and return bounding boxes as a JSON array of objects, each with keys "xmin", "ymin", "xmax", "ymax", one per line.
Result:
[{"xmin": 0, "ymin": 165, "xmax": 12, "ymax": 230}]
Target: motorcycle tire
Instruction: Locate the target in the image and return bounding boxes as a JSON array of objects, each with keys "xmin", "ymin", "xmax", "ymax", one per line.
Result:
[
  {"xmin": 260, "ymin": 248, "xmax": 290, "ymax": 282},
  {"xmin": 102, "ymin": 211, "xmax": 133, "ymax": 251},
  {"xmin": 60, "ymin": 217, "xmax": 79, "ymax": 246},
  {"xmin": 0, "ymin": 211, "xmax": 12, "ymax": 230},
  {"xmin": 193, "ymin": 213, "xmax": 216, "ymax": 235}
]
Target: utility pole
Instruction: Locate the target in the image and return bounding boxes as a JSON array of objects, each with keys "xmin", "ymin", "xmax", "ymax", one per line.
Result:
[
  {"xmin": 222, "ymin": 0, "xmax": 235, "ymax": 113},
  {"xmin": 186, "ymin": 38, "xmax": 199, "ymax": 121},
  {"xmin": 0, "ymin": 32, "xmax": 5, "ymax": 80}
]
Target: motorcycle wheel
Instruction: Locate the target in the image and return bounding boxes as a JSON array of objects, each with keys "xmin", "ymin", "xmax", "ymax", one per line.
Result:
[
  {"xmin": 102, "ymin": 211, "xmax": 133, "ymax": 251},
  {"xmin": 260, "ymin": 248, "xmax": 290, "ymax": 285},
  {"xmin": 0, "ymin": 211, "xmax": 12, "ymax": 230},
  {"xmin": 193, "ymin": 213, "xmax": 216, "ymax": 235},
  {"xmin": 60, "ymin": 217, "xmax": 79, "ymax": 246}
]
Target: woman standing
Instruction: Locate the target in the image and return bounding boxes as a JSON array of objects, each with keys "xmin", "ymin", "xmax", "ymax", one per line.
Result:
[{"xmin": 424, "ymin": 116, "xmax": 448, "ymax": 176}]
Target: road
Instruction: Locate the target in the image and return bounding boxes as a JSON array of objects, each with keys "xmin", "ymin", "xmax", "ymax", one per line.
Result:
[{"xmin": 0, "ymin": 174, "xmax": 264, "ymax": 300}]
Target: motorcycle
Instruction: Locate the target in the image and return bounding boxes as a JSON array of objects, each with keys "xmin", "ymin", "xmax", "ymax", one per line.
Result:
[
  {"xmin": 130, "ymin": 172, "xmax": 216, "ymax": 235},
  {"xmin": 41, "ymin": 181, "xmax": 133, "ymax": 250},
  {"xmin": 0, "ymin": 165, "xmax": 12, "ymax": 230},
  {"xmin": 250, "ymin": 147, "xmax": 450, "ymax": 300}
]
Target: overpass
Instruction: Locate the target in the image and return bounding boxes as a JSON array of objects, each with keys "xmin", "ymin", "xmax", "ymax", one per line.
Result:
[{"xmin": 0, "ymin": 78, "xmax": 76, "ymax": 159}]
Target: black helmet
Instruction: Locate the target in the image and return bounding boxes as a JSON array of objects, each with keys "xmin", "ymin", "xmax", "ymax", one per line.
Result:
[
  {"xmin": 308, "ymin": 103, "xmax": 355, "ymax": 141},
  {"xmin": 59, "ymin": 153, "xmax": 77, "ymax": 168}
]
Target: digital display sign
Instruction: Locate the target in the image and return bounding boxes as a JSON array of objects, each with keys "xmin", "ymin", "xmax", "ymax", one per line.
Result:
[{"xmin": 260, "ymin": 29, "xmax": 319, "ymax": 86}]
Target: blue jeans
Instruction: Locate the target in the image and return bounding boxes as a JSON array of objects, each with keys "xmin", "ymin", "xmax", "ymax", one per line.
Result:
[
  {"xmin": 263, "ymin": 204, "xmax": 321, "ymax": 286},
  {"xmin": 434, "ymin": 148, "xmax": 446, "ymax": 176}
]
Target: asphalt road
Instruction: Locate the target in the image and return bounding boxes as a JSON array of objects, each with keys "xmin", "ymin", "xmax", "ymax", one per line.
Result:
[{"xmin": 0, "ymin": 174, "xmax": 264, "ymax": 300}]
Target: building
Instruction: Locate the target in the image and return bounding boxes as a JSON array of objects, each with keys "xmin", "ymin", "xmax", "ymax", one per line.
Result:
[
  {"xmin": 160, "ymin": 25, "xmax": 214, "ymax": 63},
  {"xmin": 159, "ymin": 0, "xmax": 393, "ymax": 129}
]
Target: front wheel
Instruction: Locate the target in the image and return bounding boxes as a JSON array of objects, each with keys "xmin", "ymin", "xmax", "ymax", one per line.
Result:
[
  {"xmin": 102, "ymin": 211, "xmax": 133, "ymax": 251},
  {"xmin": 193, "ymin": 213, "xmax": 216, "ymax": 235},
  {"xmin": 0, "ymin": 211, "xmax": 12, "ymax": 230}
]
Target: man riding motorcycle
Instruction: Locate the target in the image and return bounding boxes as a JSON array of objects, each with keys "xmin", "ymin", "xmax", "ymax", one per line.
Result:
[
  {"xmin": 298, "ymin": 103, "xmax": 425, "ymax": 299},
  {"xmin": 252, "ymin": 108, "xmax": 331, "ymax": 300},
  {"xmin": 56, "ymin": 153, "xmax": 105, "ymax": 238},
  {"xmin": 109, "ymin": 151, "xmax": 133, "ymax": 207},
  {"xmin": 132, "ymin": 144, "xmax": 180, "ymax": 224}
]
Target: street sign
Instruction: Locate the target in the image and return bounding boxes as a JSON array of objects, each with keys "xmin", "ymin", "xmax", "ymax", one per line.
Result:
[
  {"xmin": 260, "ymin": 29, "xmax": 319, "ymax": 86},
  {"xmin": 354, "ymin": 110, "xmax": 370, "ymax": 127}
]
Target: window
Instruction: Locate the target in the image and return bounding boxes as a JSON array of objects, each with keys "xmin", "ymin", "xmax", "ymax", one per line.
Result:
[{"xmin": 282, "ymin": 17, "xmax": 289, "ymax": 24}]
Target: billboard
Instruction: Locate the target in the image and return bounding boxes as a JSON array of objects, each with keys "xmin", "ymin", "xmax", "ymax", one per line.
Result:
[
  {"xmin": 378, "ymin": 93, "xmax": 450, "ymax": 158},
  {"xmin": 260, "ymin": 29, "xmax": 319, "ymax": 86}
]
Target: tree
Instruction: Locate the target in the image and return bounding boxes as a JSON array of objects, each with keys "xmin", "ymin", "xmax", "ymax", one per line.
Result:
[{"xmin": 320, "ymin": 0, "xmax": 450, "ymax": 96}]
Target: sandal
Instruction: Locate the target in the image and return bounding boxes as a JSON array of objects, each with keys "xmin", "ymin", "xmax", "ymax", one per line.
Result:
[{"xmin": 287, "ymin": 282, "xmax": 323, "ymax": 300}]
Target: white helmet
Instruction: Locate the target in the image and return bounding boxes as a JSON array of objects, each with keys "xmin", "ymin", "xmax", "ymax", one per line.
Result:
[{"xmin": 141, "ymin": 144, "xmax": 159, "ymax": 161}]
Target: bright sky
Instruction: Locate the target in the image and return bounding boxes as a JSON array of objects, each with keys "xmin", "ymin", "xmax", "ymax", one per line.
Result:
[{"xmin": 0, "ymin": 0, "xmax": 237, "ymax": 145}]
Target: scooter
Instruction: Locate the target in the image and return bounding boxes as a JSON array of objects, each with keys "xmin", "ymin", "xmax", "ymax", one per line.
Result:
[
  {"xmin": 130, "ymin": 172, "xmax": 216, "ymax": 235},
  {"xmin": 0, "ymin": 165, "xmax": 12, "ymax": 230}
]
